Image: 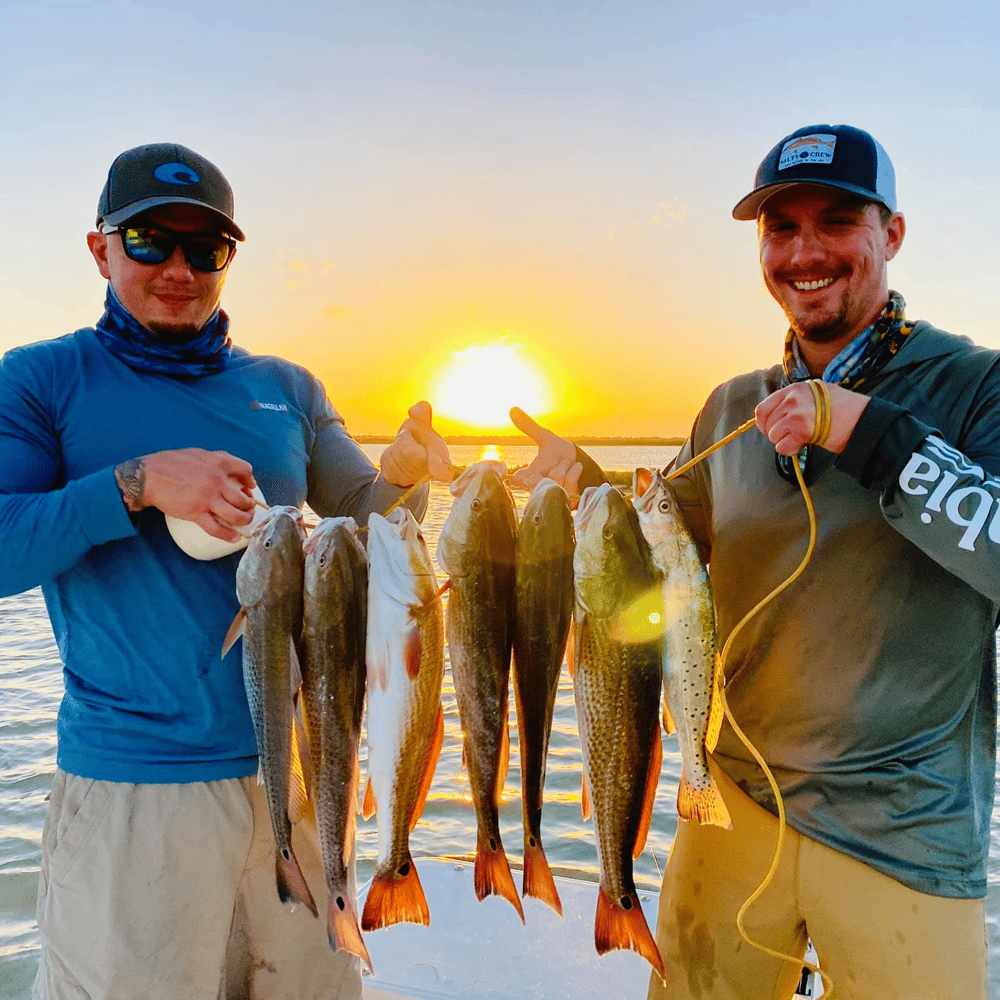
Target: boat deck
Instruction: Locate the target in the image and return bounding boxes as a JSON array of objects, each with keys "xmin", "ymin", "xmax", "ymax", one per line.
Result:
[{"xmin": 359, "ymin": 858, "xmax": 821, "ymax": 999}]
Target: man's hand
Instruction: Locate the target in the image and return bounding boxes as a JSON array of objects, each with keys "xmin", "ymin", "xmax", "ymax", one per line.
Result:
[
  {"xmin": 755, "ymin": 382, "xmax": 870, "ymax": 456},
  {"xmin": 115, "ymin": 448, "xmax": 257, "ymax": 542},
  {"xmin": 380, "ymin": 401, "xmax": 454, "ymax": 486},
  {"xmin": 509, "ymin": 406, "xmax": 583, "ymax": 494}
]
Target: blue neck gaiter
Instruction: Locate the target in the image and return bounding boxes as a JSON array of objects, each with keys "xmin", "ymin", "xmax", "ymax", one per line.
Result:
[{"xmin": 94, "ymin": 284, "xmax": 232, "ymax": 376}]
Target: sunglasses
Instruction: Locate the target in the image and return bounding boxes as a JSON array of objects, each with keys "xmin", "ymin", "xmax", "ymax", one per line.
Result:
[{"xmin": 101, "ymin": 224, "xmax": 236, "ymax": 273}]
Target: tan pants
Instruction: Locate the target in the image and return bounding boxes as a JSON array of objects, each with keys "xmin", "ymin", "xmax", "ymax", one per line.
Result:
[
  {"xmin": 648, "ymin": 764, "xmax": 988, "ymax": 1000},
  {"xmin": 33, "ymin": 769, "xmax": 362, "ymax": 1000}
]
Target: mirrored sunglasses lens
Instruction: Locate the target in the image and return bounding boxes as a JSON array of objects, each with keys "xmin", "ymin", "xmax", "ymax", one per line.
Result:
[
  {"xmin": 122, "ymin": 228, "xmax": 172, "ymax": 264},
  {"xmin": 184, "ymin": 239, "xmax": 232, "ymax": 272},
  {"xmin": 120, "ymin": 229, "xmax": 232, "ymax": 271}
]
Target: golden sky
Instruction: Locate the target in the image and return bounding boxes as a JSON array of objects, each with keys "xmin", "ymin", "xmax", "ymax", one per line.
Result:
[{"xmin": 2, "ymin": 4, "xmax": 997, "ymax": 438}]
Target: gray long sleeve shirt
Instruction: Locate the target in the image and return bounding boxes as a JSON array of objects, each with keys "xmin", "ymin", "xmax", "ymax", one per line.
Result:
[{"xmin": 665, "ymin": 320, "xmax": 999, "ymax": 898}]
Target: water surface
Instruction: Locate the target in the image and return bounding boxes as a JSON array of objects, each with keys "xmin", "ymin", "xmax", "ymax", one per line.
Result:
[{"xmin": 1, "ymin": 444, "xmax": 998, "ymax": 997}]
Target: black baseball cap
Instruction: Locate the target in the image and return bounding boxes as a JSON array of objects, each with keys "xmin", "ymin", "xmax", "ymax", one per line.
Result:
[
  {"xmin": 732, "ymin": 124, "xmax": 897, "ymax": 221},
  {"xmin": 96, "ymin": 143, "xmax": 245, "ymax": 240}
]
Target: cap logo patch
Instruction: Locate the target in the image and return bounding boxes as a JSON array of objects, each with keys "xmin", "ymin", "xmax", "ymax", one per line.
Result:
[
  {"xmin": 153, "ymin": 162, "xmax": 200, "ymax": 185},
  {"xmin": 778, "ymin": 134, "xmax": 836, "ymax": 171}
]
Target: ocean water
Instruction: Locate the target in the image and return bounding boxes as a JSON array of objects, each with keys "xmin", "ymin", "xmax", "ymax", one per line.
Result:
[{"xmin": 1, "ymin": 443, "xmax": 998, "ymax": 997}]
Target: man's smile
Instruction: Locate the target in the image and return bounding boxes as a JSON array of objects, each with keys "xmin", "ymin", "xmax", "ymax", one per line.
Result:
[{"xmin": 791, "ymin": 277, "xmax": 836, "ymax": 291}]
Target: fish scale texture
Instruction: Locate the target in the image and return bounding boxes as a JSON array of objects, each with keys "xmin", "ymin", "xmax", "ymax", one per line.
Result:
[
  {"xmin": 376, "ymin": 599, "xmax": 445, "ymax": 870},
  {"xmin": 301, "ymin": 524, "xmax": 368, "ymax": 895},
  {"xmin": 575, "ymin": 621, "xmax": 661, "ymax": 899},
  {"xmin": 243, "ymin": 597, "xmax": 302, "ymax": 851},
  {"xmin": 449, "ymin": 565, "xmax": 515, "ymax": 841},
  {"xmin": 513, "ymin": 528, "xmax": 574, "ymax": 836}
]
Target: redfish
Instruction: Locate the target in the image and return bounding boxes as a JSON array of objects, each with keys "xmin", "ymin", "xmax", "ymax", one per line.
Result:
[
  {"xmin": 362, "ymin": 508, "xmax": 445, "ymax": 932},
  {"xmin": 231, "ymin": 506, "xmax": 318, "ymax": 918},
  {"xmin": 437, "ymin": 461, "xmax": 524, "ymax": 922},
  {"xmin": 300, "ymin": 516, "xmax": 372, "ymax": 972},
  {"xmin": 512, "ymin": 478, "xmax": 575, "ymax": 915},
  {"xmin": 573, "ymin": 483, "xmax": 665, "ymax": 980}
]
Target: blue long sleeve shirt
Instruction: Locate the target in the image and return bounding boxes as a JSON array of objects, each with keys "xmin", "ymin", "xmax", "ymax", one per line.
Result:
[{"xmin": 0, "ymin": 327, "xmax": 426, "ymax": 783}]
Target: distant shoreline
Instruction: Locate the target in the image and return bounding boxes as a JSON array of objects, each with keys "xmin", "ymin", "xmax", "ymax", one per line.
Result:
[{"xmin": 354, "ymin": 434, "xmax": 685, "ymax": 446}]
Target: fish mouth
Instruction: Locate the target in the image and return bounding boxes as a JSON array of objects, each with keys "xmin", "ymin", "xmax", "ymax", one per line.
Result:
[
  {"xmin": 252, "ymin": 504, "xmax": 304, "ymax": 540},
  {"xmin": 303, "ymin": 515, "xmax": 358, "ymax": 555},
  {"xmin": 449, "ymin": 459, "xmax": 507, "ymax": 498},
  {"xmin": 575, "ymin": 483, "xmax": 613, "ymax": 535},
  {"xmin": 528, "ymin": 477, "xmax": 567, "ymax": 500},
  {"xmin": 631, "ymin": 468, "xmax": 666, "ymax": 514}
]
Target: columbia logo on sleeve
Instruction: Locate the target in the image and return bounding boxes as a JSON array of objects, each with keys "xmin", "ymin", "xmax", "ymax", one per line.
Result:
[{"xmin": 898, "ymin": 436, "xmax": 1000, "ymax": 551}]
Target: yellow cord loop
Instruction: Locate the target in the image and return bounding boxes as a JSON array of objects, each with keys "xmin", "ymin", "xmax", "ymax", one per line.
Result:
[{"xmin": 666, "ymin": 419, "xmax": 835, "ymax": 999}]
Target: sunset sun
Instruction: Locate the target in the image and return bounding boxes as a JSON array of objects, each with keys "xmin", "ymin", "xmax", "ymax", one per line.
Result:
[{"xmin": 432, "ymin": 340, "xmax": 553, "ymax": 430}]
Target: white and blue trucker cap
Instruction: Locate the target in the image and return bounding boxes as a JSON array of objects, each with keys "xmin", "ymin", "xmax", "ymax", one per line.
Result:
[{"xmin": 732, "ymin": 124, "xmax": 896, "ymax": 221}]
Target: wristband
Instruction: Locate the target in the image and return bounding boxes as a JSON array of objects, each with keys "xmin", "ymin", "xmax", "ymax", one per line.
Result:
[{"xmin": 807, "ymin": 379, "xmax": 832, "ymax": 448}]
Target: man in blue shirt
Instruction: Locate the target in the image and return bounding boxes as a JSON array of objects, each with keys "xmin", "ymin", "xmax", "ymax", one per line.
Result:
[{"xmin": 1, "ymin": 143, "xmax": 448, "ymax": 1000}]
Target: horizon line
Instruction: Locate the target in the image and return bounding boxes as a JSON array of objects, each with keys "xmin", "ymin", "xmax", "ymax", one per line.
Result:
[{"xmin": 354, "ymin": 434, "xmax": 686, "ymax": 446}]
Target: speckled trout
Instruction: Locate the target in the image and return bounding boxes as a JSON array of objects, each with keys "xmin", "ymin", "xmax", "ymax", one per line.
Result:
[
  {"xmin": 632, "ymin": 468, "xmax": 731, "ymax": 830},
  {"xmin": 573, "ymin": 483, "xmax": 665, "ymax": 980},
  {"xmin": 230, "ymin": 505, "xmax": 317, "ymax": 917},
  {"xmin": 300, "ymin": 516, "xmax": 372, "ymax": 973},
  {"xmin": 437, "ymin": 460, "xmax": 524, "ymax": 922},
  {"xmin": 512, "ymin": 478, "xmax": 575, "ymax": 916},
  {"xmin": 362, "ymin": 507, "xmax": 445, "ymax": 932}
]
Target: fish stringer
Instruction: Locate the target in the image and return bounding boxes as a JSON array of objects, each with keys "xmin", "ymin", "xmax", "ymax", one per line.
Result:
[{"xmin": 666, "ymin": 422, "xmax": 835, "ymax": 999}]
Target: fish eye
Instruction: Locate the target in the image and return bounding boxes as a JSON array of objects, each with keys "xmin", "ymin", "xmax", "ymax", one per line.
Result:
[
  {"xmin": 602, "ymin": 525, "xmax": 614, "ymax": 539},
  {"xmin": 658, "ymin": 498, "xmax": 671, "ymax": 513},
  {"xmin": 533, "ymin": 513, "xmax": 542, "ymax": 524},
  {"xmin": 263, "ymin": 539, "xmax": 272, "ymax": 549},
  {"xmin": 416, "ymin": 532, "xmax": 425, "ymax": 543},
  {"xmin": 318, "ymin": 555, "xmax": 327, "ymax": 567},
  {"xmin": 471, "ymin": 499, "xmax": 481, "ymax": 511}
]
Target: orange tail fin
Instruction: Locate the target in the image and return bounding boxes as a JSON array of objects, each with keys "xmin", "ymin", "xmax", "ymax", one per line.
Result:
[
  {"xmin": 327, "ymin": 892, "xmax": 374, "ymax": 975},
  {"xmin": 677, "ymin": 775, "xmax": 732, "ymax": 829},
  {"xmin": 276, "ymin": 846, "xmax": 318, "ymax": 918},
  {"xmin": 473, "ymin": 836, "xmax": 525, "ymax": 923},
  {"xmin": 594, "ymin": 884, "xmax": 666, "ymax": 982},
  {"xmin": 361, "ymin": 853, "xmax": 430, "ymax": 931},
  {"xmin": 522, "ymin": 836, "xmax": 563, "ymax": 916}
]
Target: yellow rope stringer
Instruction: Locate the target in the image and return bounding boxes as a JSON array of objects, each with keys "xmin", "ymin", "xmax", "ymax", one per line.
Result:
[{"xmin": 666, "ymin": 423, "xmax": 835, "ymax": 999}]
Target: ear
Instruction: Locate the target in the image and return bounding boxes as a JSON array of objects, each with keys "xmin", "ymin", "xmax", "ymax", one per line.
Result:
[
  {"xmin": 87, "ymin": 231, "xmax": 112, "ymax": 279},
  {"xmin": 883, "ymin": 212, "xmax": 905, "ymax": 262}
]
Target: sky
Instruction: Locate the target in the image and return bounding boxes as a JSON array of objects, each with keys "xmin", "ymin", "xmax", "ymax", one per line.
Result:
[{"xmin": 1, "ymin": 0, "xmax": 997, "ymax": 437}]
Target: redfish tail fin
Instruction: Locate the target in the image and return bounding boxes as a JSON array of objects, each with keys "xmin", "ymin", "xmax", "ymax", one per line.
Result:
[
  {"xmin": 474, "ymin": 836, "xmax": 524, "ymax": 923},
  {"xmin": 360, "ymin": 853, "xmax": 430, "ymax": 931},
  {"xmin": 327, "ymin": 892, "xmax": 374, "ymax": 975},
  {"xmin": 594, "ymin": 885, "xmax": 666, "ymax": 981},
  {"xmin": 523, "ymin": 836, "xmax": 563, "ymax": 917},
  {"xmin": 677, "ymin": 775, "xmax": 732, "ymax": 829},
  {"xmin": 276, "ymin": 846, "xmax": 318, "ymax": 918}
]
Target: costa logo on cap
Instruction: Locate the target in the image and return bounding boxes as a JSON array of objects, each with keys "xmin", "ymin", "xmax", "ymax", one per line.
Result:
[
  {"xmin": 153, "ymin": 162, "xmax": 201, "ymax": 186},
  {"xmin": 96, "ymin": 142, "xmax": 246, "ymax": 240},
  {"xmin": 778, "ymin": 134, "xmax": 836, "ymax": 171}
]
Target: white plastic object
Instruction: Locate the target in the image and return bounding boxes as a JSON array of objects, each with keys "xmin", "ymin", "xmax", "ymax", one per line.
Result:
[{"xmin": 165, "ymin": 483, "xmax": 268, "ymax": 560}]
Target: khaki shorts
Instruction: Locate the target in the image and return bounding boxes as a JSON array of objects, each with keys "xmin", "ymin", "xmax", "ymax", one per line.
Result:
[
  {"xmin": 647, "ymin": 763, "xmax": 988, "ymax": 1000},
  {"xmin": 33, "ymin": 769, "xmax": 362, "ymax": 1000}
]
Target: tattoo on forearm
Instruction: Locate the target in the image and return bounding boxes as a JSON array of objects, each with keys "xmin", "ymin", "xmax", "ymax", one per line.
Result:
[{"xmin": 115, "ymin": 458, "xmax": 147, "ymax": 512}]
